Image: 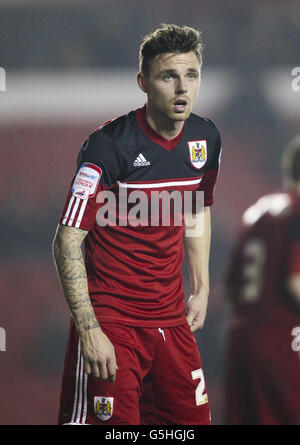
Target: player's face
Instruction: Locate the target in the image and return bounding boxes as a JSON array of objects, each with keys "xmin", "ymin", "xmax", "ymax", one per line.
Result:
[{"xmin": 138, "ymin": 51, "xmax": 201, "ymax": 123}]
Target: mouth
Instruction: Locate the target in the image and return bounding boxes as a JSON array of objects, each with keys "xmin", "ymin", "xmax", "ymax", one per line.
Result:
[{"xmin": 173, "ymin": 99, "xmax": 188, "ymax": 113}]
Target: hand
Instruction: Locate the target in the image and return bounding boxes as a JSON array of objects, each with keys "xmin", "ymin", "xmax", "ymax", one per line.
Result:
[
  {"xmin": 186, "ymin": 292, "xmax": 208, "ymax": 332},
  {"xmin": 79, "ymin": 327, "xmax": 118, "ymax": 382}
]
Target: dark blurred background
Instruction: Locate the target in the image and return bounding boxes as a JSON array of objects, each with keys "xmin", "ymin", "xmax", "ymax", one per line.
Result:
[{"xmin": 0, "ymin": 0, "xmax": 299, "ymax": 425}]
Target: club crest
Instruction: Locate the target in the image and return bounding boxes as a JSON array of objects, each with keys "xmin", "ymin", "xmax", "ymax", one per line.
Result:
[
  {"xmin": 94, "ymin": 396, "xmax": 113, "ymax": 421},
  {"xmin": 188, "ymin": 140, "xmax": 207, "ymax": 169}
]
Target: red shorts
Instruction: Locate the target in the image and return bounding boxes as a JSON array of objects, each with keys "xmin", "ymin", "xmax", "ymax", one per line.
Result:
[{"xmin": 58, "ymin": 318, "xmax": 211, "ymax": 425}]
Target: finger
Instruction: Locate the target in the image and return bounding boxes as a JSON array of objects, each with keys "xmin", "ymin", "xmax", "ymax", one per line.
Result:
[
  {"xmin": 99, "ymin": 362, "xmax": 108, "ymax": 381},
  {"xmin": 186, "ymin": 312, "xmax": 195, "ymax": 327},
  {"xmin": 83, "ymin": 358, "xmax": 92, "ymax": 375},
  {"xmin": 91, "ymin": 362, "xmax": 101, "ymax": 378},
  {"xmin": 107, "ymin": 360, "xmax": 117, "ymax": 383},
  {"xmin": 191, "ymin": 318, "xmax": 205, "ymax": 332},
  {"xmin": 108, "ymin": 373, "xmax": 116, "ymax": 383},
  {"xmin": 191, "ymin": 323, "xmax": 199, "ymax": 332}
]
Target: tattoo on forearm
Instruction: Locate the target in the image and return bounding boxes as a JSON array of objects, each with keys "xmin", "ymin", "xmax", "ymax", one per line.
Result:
[{"xmin": 53, "ymin": 225, "xmax": 99, "ymax": 331}]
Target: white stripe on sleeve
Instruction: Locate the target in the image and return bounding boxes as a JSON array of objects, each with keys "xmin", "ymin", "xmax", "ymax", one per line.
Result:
[
  {"xmin": 68, "ymin": 198, "xmax": 81, "ymax": 226},
  {"xmin": 75, "ymin": 199, "xmax": 88, "ymax": 228},
  {"xmin": 62, "ymin": 196, "xmax": 75, "ymax": 225}
]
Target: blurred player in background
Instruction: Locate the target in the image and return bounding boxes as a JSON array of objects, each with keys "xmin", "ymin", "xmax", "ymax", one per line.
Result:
[
  {"xmin": 223, "ymin": 135, "xmax": 300, "ymax": 425},
  {"xmin": 53, "ymin": 24, "xmax": 221, "ymax": 425}
]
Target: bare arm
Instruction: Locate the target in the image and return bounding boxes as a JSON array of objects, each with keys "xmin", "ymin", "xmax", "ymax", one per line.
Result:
[
  {"xmin": 52, "ymin": 224, "xmax": 117, "ymax": 381},
  {"xmin": 183, "ymin": 207, "xmax": 211, "ymax": 332},
  {"xmin": 52, "ymin": 224, "xmax": 97, "ymax": 330}
]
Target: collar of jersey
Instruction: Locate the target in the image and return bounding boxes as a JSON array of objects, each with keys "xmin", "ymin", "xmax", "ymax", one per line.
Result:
[{"xmin": 135, "ymin": 105, "xmax": 185, "ymax": 151}]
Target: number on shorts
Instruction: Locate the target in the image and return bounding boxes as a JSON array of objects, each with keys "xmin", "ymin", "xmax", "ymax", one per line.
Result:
[{"xmin": 191, "ymin": 368, "xmax": 208, "ymax": 405}]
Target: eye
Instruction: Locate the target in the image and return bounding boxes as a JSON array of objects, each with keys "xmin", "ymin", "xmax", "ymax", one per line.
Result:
[
  {"xmin": 186, "ymin": 73, "xmax": 197, "ymax": 80},
  {"xmin": 162, "ymin": 74, "xmax": 173, "ymax": 81}
]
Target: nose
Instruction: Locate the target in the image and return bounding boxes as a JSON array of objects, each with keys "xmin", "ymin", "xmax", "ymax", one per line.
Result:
[{"xmin": 175, "ymin": 76, "xmax": 187, "ymax": 94}]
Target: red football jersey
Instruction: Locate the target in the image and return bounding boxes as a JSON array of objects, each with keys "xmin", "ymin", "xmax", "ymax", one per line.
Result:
[
  {"xmin": 226, "ymin": 190, "xmax": 300, "ymax": 327},
  {"xmin": 224, "ymin": 191, "xmax": 300, "ymax": 425},
  {"xmin": 59, "ymin": 106, "xmax": 221, "ymax": 327}
]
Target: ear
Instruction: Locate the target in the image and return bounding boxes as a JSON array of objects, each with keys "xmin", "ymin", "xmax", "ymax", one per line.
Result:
[{"xmin": 137, "ymin": 71, "xmax": 148, "ymax": 93}]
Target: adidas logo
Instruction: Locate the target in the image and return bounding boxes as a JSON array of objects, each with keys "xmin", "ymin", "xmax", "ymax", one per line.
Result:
[{"xmin": 133, "ymin": 153, "xmax": 151, "ymax": 167}]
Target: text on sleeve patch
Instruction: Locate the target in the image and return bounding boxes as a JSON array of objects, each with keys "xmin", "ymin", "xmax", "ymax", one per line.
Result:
[{"xmin": 72, "ymin": 163, "xmax": 102, "ymax": 200}]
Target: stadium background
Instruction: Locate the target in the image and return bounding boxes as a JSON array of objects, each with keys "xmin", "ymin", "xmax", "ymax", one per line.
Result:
[{"xmin": 0, "ymin": 0, "xmax": 299, "ymax": 425}]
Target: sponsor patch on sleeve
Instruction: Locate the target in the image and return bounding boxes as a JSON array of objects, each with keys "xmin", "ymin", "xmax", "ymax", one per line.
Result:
[{"xmin": 72, "ymin": 163, "xmax": 102, "ymax": 200}]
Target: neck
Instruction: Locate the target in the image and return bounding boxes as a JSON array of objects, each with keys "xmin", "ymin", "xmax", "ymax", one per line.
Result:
[{"xmin": 145, "ymin": 103, "xmax": 184, "ymax": 140}]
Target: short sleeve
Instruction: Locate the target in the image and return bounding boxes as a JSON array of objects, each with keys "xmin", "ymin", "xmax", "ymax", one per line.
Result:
[
  {"xmin": 59, "ymin": 128, "xmax": 120, "ymax": 231},
  {"xmin": 198, "ymin": 124, "xmax": 222, "ymax": 207}
]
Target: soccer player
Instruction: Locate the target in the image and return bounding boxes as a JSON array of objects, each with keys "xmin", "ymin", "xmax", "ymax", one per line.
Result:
[
  {"xmin": 53, "ymin": 24, "xmax": 222, "ymax": 425},
  {"xmin": 223, "ymin": 136, "xmax": 300, "ymax": 425}
]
